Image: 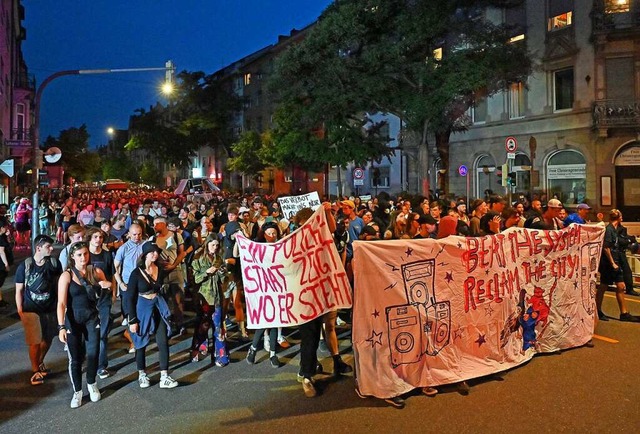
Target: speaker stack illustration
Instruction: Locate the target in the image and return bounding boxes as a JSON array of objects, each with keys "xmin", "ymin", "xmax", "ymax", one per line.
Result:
[
  {"xmin": 580, "ymin": 243, "xmax": 601, "ymax": 316},
  {"xmin": 386, "ymin": 259, "xmax": 451, "ymax": 367}
]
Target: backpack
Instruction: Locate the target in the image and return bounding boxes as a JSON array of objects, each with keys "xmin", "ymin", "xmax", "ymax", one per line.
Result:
[{"xmin": 21, "ymin": 257, "xmax": 60, "ymax": 313}]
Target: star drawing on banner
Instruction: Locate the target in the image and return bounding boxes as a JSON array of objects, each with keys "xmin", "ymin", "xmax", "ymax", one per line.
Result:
[
  {"xmin": 445, "ymin": 271, "xmax": 454, "ymax": 283},
  {"xmin": 485, "ymin": 269, "xmax": 490, "ymax": 275},
  {"xmin": 453, "ymin": 327, "xmax": 464, "ymax": 341},
  {"xmin": 366, "ymin": 330, "xmax": 383, "ymax": 348},
  {"xmin": 574, "ymin": 281, "xmax": 579, "ymax": 290},
  {"xmin": 385, "ymin": 263, "xmax": 399, "ymax": 272},
  {"xmin": 372, "ymin": 310, "xmax": 380, "ymax": 318},
  {"xmin": 475, "ymin": 334, "xmax": 487, "ymax": 347},
  {"xmin": 484, "ymin": 305, "xmax": 495, "ymax": 317},
  {"xmin": 457, "ymin": 242, "xmax": 463, "ymax": 249},
  {"xmin": 405, "ymin": 247, "xmax": 414, "ymax": 257},
  {"xmin": 563, "ymin": 315, "xmax": 572, "ymax": 326}
]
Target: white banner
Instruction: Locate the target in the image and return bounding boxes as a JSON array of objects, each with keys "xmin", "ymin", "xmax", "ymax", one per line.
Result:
[
  {"xmin": 277, "ymin": 192, "xmax": 321, "ymax": 220},
  {"xmin": 237, "ymin": 206, "xmax": 352, "ymax": 328},
  {"xmin": 352, "ymin": 224, "xmax": 605, "ymax": 398}
]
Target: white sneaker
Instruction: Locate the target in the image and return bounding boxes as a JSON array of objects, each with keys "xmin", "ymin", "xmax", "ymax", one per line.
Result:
[
  {"xmin": 122, "ymin": 317, "xmax": 128, "ymax": 326},
  {"xmin": 88, "ymin": 383, "xmax": 101, "ymax": 402},
  {"xmin": 336, "ymin": 316, "xmax": 347, "ymax": 326},
  {"xmin": 70, "ymin": 391, "xmax": 83, "ymax": 408},
  {"xmin": 263, "ymin": 333, "xmax": 271, "ymax": 352},
  {"xmin": 138, "ymin": 373, "xmax": 150, "ymax": 389},
  {"xmin": 159, "ymin": 375, "xmax": 178, "ymax": 389}
]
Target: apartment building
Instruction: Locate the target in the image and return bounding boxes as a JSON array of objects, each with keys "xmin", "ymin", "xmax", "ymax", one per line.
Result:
[
  {"xmin": 0, "ymin": 0, "xmax": 34, "ymax": 201},
  {"xmin": 446, "ymin": 0, "xmax": 640, "ymax": 220}
]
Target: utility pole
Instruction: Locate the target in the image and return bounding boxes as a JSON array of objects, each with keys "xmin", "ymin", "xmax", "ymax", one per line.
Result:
[{"xmin": 31, "ymin": 61, "xmax": 176, "ymax": 247}]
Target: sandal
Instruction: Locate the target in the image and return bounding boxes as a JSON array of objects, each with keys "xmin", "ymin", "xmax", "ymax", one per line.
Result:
[{"xmin": 30, "ymin": 371, "xmax": 45, "ymax": 386}]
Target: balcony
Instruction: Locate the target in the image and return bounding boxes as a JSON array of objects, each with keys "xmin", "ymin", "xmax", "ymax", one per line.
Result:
[
  {"xmin": 8, "ymin": 128, "xmax": 33, "ymax": 144},
  {"xmin": 593, "ymin": 99, "xmax": 640, "ymax": 129},
  {"xmin": 592, "ymin": 2, "xmax": 640, "ymax": 36}
]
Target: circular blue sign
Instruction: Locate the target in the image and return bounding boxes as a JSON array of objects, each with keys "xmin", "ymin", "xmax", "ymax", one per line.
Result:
[{"xmin": 458, "ymin": 165, "xmax": 468, "ymax": 177}]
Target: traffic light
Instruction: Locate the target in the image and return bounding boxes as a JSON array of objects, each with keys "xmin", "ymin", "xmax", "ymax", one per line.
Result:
[
  {"xmin": 507, "ymin": 172, "xmax": 517, "ymax": 187},
  {"xmin": 501, "ymin": 163, "xmax": 508, "ymax": 187}
]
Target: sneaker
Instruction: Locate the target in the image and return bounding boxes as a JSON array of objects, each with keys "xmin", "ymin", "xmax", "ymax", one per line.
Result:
[
  {"xmin": 97, "ymin": 369, "xmax": 110, "ymax": 379},
  {"xmin": 38, "ymin": 363, "xmax": 50, "ymax": 377},
  {"xmin": 263, "ymin": 334, "xmax": 271, "ymax": 352},
  {"xmin": 30, "ymin": 371, "xmax": 45, "ymax": 386},
  {"xmin": 422, "ymin": 386, "xmax": 438, "ymax": 397},
  {"xmin": 214, "ymin": 359, "xmax": 228, "ymax": 368},
  {"xmin": 159, "ymin": 375, "xmax": 178, "ymax": 389},
  {"xmin": 297, "ymin": 363, "xmax": 323, "ymax": 382},
  {"xmin": 121, "ymin": 317, "xmax": 128, "ymax": 326},
  {"xmin": 128, "ymin": 345, "xmax": 135, "ymax": 354},
  {"xmin": 318, "ymin": 340, "xmax": 329, "ymax": 353},
  {"xmin": 88, "ymin": 383, "xmax": 101, "ymax": 402},
  {"xmin": 336, "ymin": 316, "xmax": 347, "ymax": 326},
  {"xmin": 302, "ymin": 378, "xmax": 317, "ymax": 398},
  {"xmin": 333, "ymin": 358, "xmax": 353, "ymax": 376},
  {"xmin": 384, "ymin": 396, "xmax": 405, "ymax": 409},
  {"xmin": 270, "ymin": 356, "xmax": 283, "ymax": 368},
  {"xmin": 598, "ymin": 310, "xmax": 610, "ymax": 322},
  {"xmin": 619, "ymin": 312, "xmax": 640, "ymax": 322},
  {"xmin": 138, "ymin": 373, "xmax": 150, "ymax": 389},
  {"xmin": 246, "ymin": 346, "xmax": 257, "ymax": 365},
  {"xmin": 297, "ymin": 373, "xmax": 305, "ymax": 383},
  {"xmin": 457, "ymin": 381, "xmax": 470, "ymax": 396},
  {"xmin": 70, "ymin": 391, "xmax": 83, "ymax": 409},
  {"xmin": 277, "ymin": 336, "xmax": 291, "ymax": 349}
]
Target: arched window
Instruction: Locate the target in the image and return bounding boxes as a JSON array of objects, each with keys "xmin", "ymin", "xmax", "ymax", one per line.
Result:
[
  {"xmin": 474, "ymin": 154, "xmax": 496, "ymax": 199},
  {"xmin": 546, "ymin": 150, "xmax": 586, "ymax": 204}
]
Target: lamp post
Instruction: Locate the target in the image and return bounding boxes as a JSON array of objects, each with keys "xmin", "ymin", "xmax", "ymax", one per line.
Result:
[{"xmin": 30, "ymin": 61, "xmax": 176, "ymax": 247}]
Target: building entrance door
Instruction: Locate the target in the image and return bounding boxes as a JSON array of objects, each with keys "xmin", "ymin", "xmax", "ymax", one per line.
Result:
[{"xmin": 614, "ymin": 143, "xmax": 640, "ymax": 222}]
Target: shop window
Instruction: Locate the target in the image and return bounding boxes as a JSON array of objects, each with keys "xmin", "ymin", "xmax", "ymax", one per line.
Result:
[{"xmin": 547, "ymin": 150, "xmax": 586, "ymax": 204}]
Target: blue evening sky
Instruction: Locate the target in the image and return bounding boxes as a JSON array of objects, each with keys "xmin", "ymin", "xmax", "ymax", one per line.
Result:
[{"xmin": 23, "ymin": 0, "xmax": 333, "ymax": 147}]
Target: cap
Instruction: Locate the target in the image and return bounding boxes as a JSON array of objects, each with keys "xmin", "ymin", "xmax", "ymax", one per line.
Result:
[
  {"xmin": 141, "ymin": 242, "xmax": 162, "ymax": 256},
  {"xmin": 437, "ymin": 216, "xmax": 459, "ymax": 239},
  {"xmin": 341, "ymin": 200, "xmax": 356, "ymax": 209},
  {"xmin": 418, "ymin": 214, "xmax": 437, "ymax": 225},
  {"xmin": 576, "ymin": 203, "xmax": 591, "ymax": 210},
  {"xmin": 238, "ymin": 206, "xmax": 250, "ymax": 215},
  {"xmin": 547, "ymin": 199, "xmax": 563, "ymax": 209}
]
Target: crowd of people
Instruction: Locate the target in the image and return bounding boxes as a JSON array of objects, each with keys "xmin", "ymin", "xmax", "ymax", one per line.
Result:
[{"xmin": 4, "ymin": 186, "xmax": 640, "ymax": 409}]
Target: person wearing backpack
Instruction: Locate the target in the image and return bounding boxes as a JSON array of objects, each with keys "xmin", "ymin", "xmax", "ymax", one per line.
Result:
[
  {"xmin": 14, "ymin": 235, "xmax": 62, "ymax": 386},
  {"xmin": 0, "ymin": 218, "xmax": 13, "ymax": 309}
]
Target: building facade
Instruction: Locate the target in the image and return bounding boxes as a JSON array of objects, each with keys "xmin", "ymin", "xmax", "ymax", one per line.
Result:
[
  {"xmin": 0, "ymin": 0, "xmax": 34, "ymax": 202},
  {"xmin": 446, "ymin": 0, "xmax": 640, "ymax": 221}
]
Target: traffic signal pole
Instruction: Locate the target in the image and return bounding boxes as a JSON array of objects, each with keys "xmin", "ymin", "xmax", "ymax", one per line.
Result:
[{"xmin": 30, "ymin": 61, "xmax": 175, "ymax": 248}]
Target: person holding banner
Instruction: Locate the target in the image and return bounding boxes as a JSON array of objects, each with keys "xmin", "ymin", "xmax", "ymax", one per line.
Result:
[
  {"xmin": 245, "ymin": 222, "xmax": 284, "ymax": 369},
  {"xmin": 222, "ymin": 205, "xmax": 249, "ymax": 340}
]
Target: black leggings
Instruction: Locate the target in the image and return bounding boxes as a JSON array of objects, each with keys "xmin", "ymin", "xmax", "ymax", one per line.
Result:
[
  {"xmin": 135, "ymin": 311, "xmax": 169, "ymax": 371},
  {"xmin": 67, "ymin": 317, "xmax": 100, "ymax": 392},
  {"xmin": 251, "ymin": 327, "xmax": 277, "ymax": 351}
]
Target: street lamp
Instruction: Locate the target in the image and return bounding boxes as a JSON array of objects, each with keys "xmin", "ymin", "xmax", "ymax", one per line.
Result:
[{"xmin": 106, "ymin": 127, "xmax": 115, "ymax": 136}]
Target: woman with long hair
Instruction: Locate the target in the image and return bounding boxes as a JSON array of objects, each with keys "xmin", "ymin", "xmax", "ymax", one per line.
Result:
[
  {"xmin": 57, "ymin": 242, "xmax": 111, "ymax": 408},
  {"xmin": 190, "ymin": 234, "xmax": 229, "ymax": 366},
  {"xmin": 125, "ymin": 242, "xmax": 178, "ymax": 389}
]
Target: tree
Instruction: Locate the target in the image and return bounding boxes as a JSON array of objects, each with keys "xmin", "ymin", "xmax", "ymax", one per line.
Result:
[
  {"xmin": 126, "ymin": 71, "xmax": 239, "ymax": 166},
  {"xmin": 227, "ymin": 131, "xmax": 267, "ymax": 176},
  {"xmin": 44, "ymin": 125, "xmax": 102, "ymax": 182},
  {"xmin": 270, "ymin": 0, "xmax": 533, "ymax": 194}
]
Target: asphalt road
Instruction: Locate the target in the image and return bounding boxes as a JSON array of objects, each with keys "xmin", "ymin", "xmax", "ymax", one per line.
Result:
[{"xmin": 1, "ymin": 259, "xmax": 639, "ymax": 433}]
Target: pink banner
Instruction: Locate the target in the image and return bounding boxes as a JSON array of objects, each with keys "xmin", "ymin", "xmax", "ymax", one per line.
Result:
[
  {"xmin": 237, "ymin": 207, "xmax": 352, "ymax": 328},
  {"xmin": 353, "ymin": 224, "xmax": 605, "ymax": 398}
]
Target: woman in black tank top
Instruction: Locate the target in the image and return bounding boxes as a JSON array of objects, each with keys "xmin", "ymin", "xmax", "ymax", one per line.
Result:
[{"xmin": 56, "ymin": 242, "xmax": 111, "ymax": 409}]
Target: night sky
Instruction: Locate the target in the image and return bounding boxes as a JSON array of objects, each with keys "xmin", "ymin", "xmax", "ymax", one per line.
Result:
[{"xmin": 23, "ymin": 0, "xmax": 333, "ymax": 148}]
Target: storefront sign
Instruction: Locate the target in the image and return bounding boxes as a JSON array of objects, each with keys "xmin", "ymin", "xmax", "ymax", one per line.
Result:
[{"xmin": 547, "ymin": 164, "xmax": 586, "ymax": 180}]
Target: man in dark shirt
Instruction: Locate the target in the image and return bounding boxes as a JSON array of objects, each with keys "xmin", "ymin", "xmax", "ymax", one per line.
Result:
[{"xmin": 14, "ymin": 235, "xmax": 62, "ymax": 385}]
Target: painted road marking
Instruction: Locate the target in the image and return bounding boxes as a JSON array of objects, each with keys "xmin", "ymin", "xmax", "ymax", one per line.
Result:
[
  {"xmin": 604, "ymin": 294, "xmax": 640, "ymax": 304},
  {"xmin": 593, "ymin": 334, "xmax": 619, "ymax": 344}
]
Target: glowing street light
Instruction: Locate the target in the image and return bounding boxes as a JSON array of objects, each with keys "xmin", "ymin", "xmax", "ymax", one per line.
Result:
[
  {"xmin": 107, "ymin": 127, "xmax": 115, "ymax": 136},
  {"xmin": 161, "ymin": 81, "xmax": 174, "ymax": 95}
]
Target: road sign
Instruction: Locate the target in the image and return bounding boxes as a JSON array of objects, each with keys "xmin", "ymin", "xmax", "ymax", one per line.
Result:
[
  {"xmin": 507, "ymin": 152, "xmax": 516, "ymax": 159},
  {"xmin": 353, "ymin": 167, "xmax": 365, "ymax": 180},
  {"xmin": 0, "ymin": 159, "xmax": 14, "ymax": 177},
  {"xmin": 505, "ymin": 136, "xmax": 518, "ymax": 152},
  {"xmin": 458, "ymin": 165, "xmax": 468, "ymax": 177},
  {"xmin": 354, "ymin": 179, "xmax": 364, "ymax": 186}
]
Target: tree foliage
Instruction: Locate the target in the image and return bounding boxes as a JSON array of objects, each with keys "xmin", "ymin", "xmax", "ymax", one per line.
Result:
[
  {"xmin": 270, "ymin": 0, "xmax": 533, "ymax": 191},
  {"xmin": 126, "ymin": 71, "xmax": 239, "ymax": 166},
  {"xmin": 227, "ymin": 131, "xmax": 268, "ymax": 176},
  {"xmin": 43, "ymin": 125, "xmax": 101, "ymax": 182}
]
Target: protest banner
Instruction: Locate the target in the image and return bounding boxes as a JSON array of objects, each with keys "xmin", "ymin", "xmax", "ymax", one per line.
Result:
[
  {"xmin": 277, "ymin": 192, "xmax": 321, "ymax": 220},
  {"xmin": 237, "ymin": 206, "xmax": 351, "ymax": 328},
  {"xmin": 352, "ymin": 224, "xmax": 605, "ymax": 399}
]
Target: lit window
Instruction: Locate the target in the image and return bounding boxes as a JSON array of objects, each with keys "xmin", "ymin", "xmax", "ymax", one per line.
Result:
[
  {"xmin": 605, "ymin": 0, "xmax": 630, "ymax": 13},
  {"xmin": 433, "ymin": 48, "xmax": 443, "ymax": 61},
  {"xmin": 554, "ymin": 68, "xmax": 574, "ymax": 111},
  {"xmin": 244, "ymin": 73, "xmax": 252, "ymax": 86},
  {"xmin": 548, "ymin": 11, "xmax": 572, "ymax": 31},
  {"xmin": 508, "ymin": 34, "xmax": 525, "ymax": 43},
  {"xmin": 509, "ymin": 82, "xmax": 525, "ymax": 119}
]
